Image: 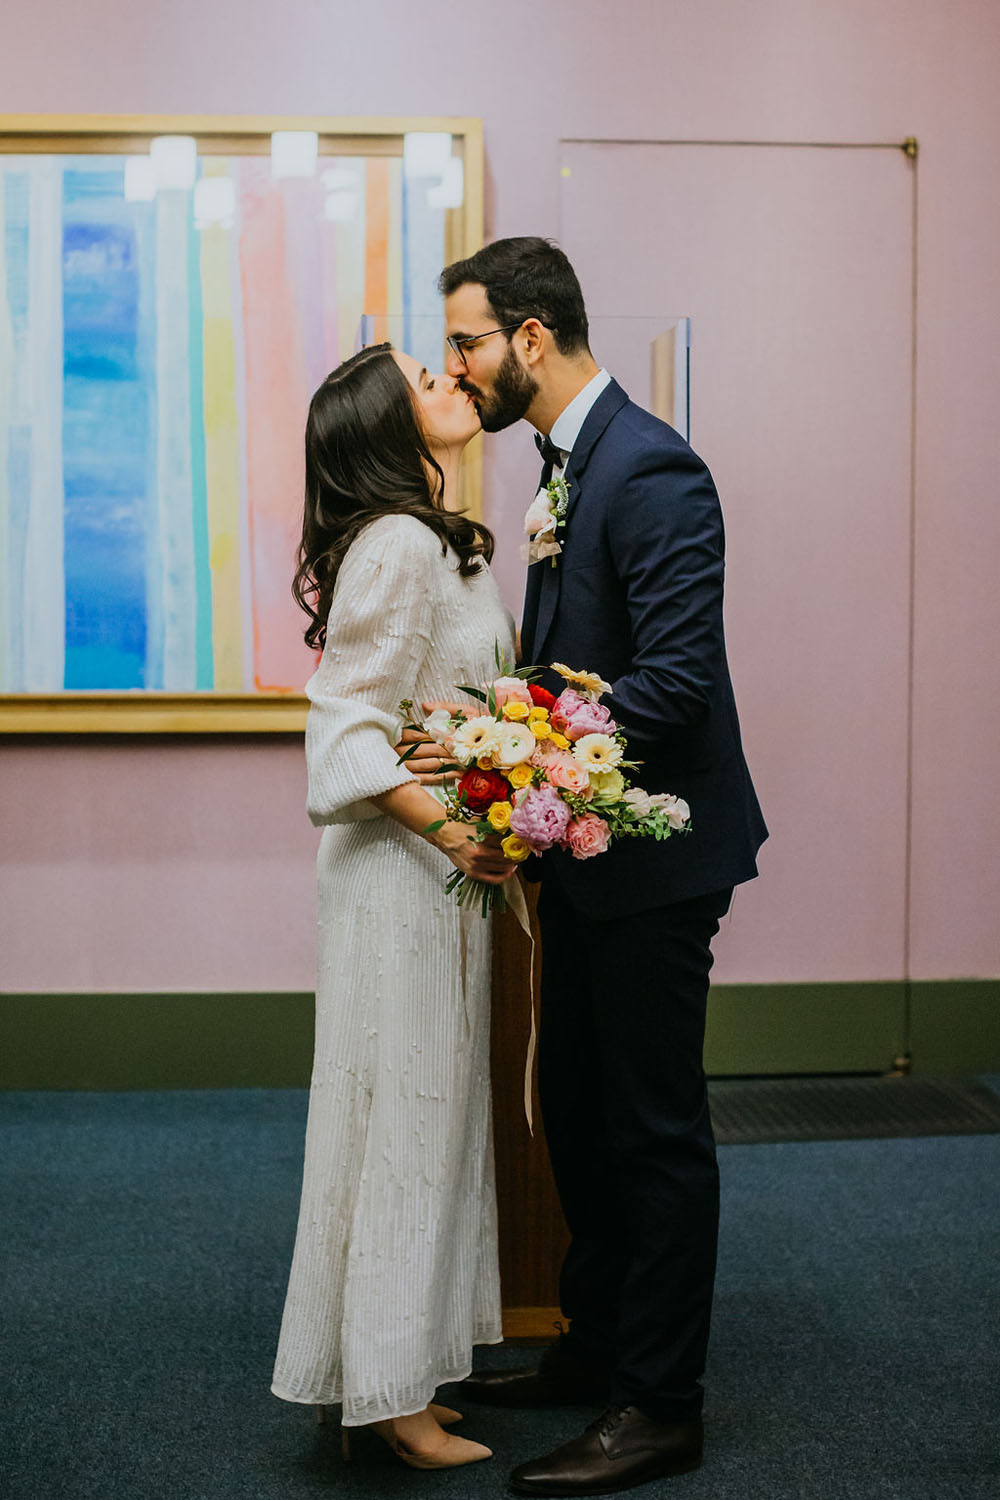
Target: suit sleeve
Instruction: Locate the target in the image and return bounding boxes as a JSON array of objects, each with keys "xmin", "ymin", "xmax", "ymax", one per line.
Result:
[{"xmin": 603, "ymin": 448, "xmax": 725, "ymax": 744}]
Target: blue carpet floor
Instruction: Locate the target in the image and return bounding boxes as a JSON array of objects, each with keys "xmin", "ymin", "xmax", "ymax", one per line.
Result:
[{"xmin": 1, "ymin": 1087, "xmax": 998, "ymax": 1500}]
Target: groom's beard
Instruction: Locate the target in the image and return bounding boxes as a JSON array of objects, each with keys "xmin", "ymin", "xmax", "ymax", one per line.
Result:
[{"xmin": 461, "ymin": 342, "xmax": 538, "ymax": 432}]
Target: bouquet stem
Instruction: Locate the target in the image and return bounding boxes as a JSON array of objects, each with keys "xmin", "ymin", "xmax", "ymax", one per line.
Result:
[{"xmin": 450, "ymin": 874, "xmax": 511, "ymax": 918}]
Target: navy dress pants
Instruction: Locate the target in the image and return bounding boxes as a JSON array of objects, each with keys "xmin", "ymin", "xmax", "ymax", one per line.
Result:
[{"xmin": 536, "ymin": 874, "xmax": 733, "ymax": 1424}]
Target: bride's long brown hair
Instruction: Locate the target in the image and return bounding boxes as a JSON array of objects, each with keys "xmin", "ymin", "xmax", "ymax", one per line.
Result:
[{"xmin": 292, "ymin": 343, "xmax": 495, "ymax": 650}]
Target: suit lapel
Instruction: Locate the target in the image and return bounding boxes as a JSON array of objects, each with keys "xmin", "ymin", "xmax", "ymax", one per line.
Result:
[{"xmin": 523, "ymin": 380, "xmax": 629, "ymax": 665}]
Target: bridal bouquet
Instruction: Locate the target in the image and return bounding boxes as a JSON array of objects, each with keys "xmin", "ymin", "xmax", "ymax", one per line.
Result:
[{"xmin": 399, "ymin": 653, "xmax": 691, "ymax": 916}]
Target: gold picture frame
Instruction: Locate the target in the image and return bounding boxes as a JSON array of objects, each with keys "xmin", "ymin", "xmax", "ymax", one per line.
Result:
[{"xmin": 0, "ymin": 114, "xmax": 484, "ymax": 733}]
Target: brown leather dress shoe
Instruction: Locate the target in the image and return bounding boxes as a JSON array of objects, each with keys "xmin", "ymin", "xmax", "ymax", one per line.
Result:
[
  {"xmin": 507, "ymin": 1405, "xmax": 703, "ymax": 1496},
  {"xmin": 460, "ymin": 1335, "xmax": 611, "ymax": 1409}
]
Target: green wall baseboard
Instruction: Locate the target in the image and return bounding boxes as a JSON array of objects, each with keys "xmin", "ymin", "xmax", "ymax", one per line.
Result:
[{"xmin": 1, "ymin": 981, "xmax": 998, "ymax": 1090}]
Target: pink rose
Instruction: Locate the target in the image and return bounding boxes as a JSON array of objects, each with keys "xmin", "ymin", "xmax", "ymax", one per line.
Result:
[
  {"xmin": 551, "ymin": 688, "xmax": 617, "ymax": 742},
  {"xmin": 491, "ymin": 676, "xmax": 534, "ymax": 711},
  {"xmin": 508, "ymin": 785, "xmax": 572, "ymax": 851},
  {"xmin": 530, "ymin": 739, "xmax": 564, "ymax": 768},
  {"xmin": 563, "ymin": 812, "xmax": 611, "ymax": 860},
  {"xmin": 543, "ymin": 752, "xmax": 593, "ymax": 797}
]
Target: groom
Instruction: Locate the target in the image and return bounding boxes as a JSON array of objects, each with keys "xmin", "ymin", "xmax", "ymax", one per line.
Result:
[{"xmin": 432, "ymin": 237, "xmax": 766, "ymax": 1494}]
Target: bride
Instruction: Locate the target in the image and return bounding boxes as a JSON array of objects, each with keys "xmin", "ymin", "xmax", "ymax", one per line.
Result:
[{"xmin": 270, "ymin": 343, "xmax": 516, "ymax": 1469}]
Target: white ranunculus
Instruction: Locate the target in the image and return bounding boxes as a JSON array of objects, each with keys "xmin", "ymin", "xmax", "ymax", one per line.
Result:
[
  {"xmin": 492, "ymin": 721, "xmax": 537, "ymax": 767},
  {"xmin": 623, "ymin": 786, "xmax": 652, "ymax": 818},
  {"xmin": 423, "ymin": 707, "xmax": 455, "ymax": 744},
  {"xmin": 649, "ymin": 792, "xmax": 691, "ymax": 829}
]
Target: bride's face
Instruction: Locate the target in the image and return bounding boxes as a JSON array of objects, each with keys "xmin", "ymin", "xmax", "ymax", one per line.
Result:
[{"xmin": 393, "ymin": 350, "xmax": 480, "ymax": 452}]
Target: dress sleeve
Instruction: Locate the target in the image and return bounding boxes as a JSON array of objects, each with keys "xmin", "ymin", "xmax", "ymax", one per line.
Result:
[{"xmin": 304, "ymin": 515, "xmax": 440, "ymax": 826}]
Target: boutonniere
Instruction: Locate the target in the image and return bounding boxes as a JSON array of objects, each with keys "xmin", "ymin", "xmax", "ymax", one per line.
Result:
[{"xmin": 521, "ymin": 475, "xmax": 571, "ymax": 567}]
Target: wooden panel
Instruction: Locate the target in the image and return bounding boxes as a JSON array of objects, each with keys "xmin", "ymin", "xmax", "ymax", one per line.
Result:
[{"xmin": 490, "ymin": 882, "xmax": 569, "ymax": 1310}]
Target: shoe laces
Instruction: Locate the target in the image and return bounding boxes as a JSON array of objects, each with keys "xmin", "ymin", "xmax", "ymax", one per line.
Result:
[{"xmin": 590, "ymin": 1405, "xmax": 632, "ymax": 1440}]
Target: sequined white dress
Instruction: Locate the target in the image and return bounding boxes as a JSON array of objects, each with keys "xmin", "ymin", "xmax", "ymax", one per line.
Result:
[{"xmin": 271, "ymin": 514, "xmax": 515, "ymax": 1425}]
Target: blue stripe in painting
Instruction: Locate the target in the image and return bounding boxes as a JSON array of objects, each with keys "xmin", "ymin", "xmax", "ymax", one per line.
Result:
[
  {"xmin": 187, "ymin": 199, "xmax": 212, "ymax": 688},
  {"xmin": 133, "ymin": 197, "xmax": 162, "ymax": 689},
  {"xmin": 3, "ymin": 172, "xmax": 30, "ymax": 686},
  {"xmin": 62, "ymin": 161, "xmax": 149, "ymax": 689}
]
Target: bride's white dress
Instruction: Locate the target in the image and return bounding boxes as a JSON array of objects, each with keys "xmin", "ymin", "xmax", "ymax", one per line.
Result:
[{"xmin": 271, "ymin": 513, "xmax": 515, "ymax": 1425}]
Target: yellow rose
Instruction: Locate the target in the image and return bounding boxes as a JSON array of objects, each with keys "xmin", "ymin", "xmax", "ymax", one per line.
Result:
[
  {"xmin": 501, "ymin": 833, "xmax": 532, "ymax": 862},
  {"xmin": 502, "ymin": 700, "xmax": 530, "ymax": 721},
  {"xmin": 477, "ymin": 755, "xmax": 495, "ymax": 770},
  {"xmin": 527, "ymin": 706, "xmax": 549, "ymax": 722},
  {"xmin": 487, "ymin": 800, "xmax": 513, "ymax": 831},
  {"xmin": 549, "ymin": 731, "xmax": 570, "ymax": 750},
  {"xmin": 530, "ymin": 721, "xmax": 552, "ymax": 740},
  {"xmin": 506, "ymin": 763, "xmax": 533, "ymax": 789}
]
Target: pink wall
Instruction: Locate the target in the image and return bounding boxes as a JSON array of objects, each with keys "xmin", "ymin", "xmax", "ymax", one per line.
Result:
[{"xmin": 1, "ymin": 0, "xmax": 998, "ymax": 990}]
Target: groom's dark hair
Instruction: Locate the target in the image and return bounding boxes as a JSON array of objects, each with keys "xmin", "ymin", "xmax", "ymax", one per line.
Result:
[{"xmin": 439, "ymin": 237, "xmax": 591, "ymax": 356}]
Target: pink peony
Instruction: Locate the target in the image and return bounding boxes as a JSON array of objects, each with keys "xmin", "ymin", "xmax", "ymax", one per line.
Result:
[
  {"xmin": 563, "ymin": 812, "xmax": 611, "ymax": 860},
  {"xmin": 550, "ymin": 688, "xmax": 617, "ymax": 742},
  {"xmin": 508, "ymin": 785, "xmax": 572, "ymax": 851},
  {"xmin": 491, "ymin": 676, "xmax": 534, "ymax": 711},
  {"xmin": 544, "ymin": 752, "xmax": 593, "ymax": 797}
]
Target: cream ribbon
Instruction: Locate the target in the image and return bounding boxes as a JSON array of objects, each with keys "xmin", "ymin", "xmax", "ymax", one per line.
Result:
[
  {"xmin": 503, "ymin": 874, "xmax": 539, "ymax": 1135},
  {"xmin": 520, "ymin": 536, "xmax": 563, "ymax": 566}
]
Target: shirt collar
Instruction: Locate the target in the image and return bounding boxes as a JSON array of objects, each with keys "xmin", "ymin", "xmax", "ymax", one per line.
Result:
[{"xmin": 545, "ymin": 368, "xmax": 612, "ymax": 468}]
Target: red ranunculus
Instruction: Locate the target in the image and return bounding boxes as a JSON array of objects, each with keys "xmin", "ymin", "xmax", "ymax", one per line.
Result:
[
  {"xmin": 457, "ymin": 767, "xmax": 510, "ymax": 814},
  {"xmin": 528, "ymin": 684, "xmax": 558, "ymax": 710}
]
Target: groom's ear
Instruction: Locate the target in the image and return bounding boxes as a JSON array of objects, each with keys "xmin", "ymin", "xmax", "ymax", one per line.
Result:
[{"xmin": 521, "ymin": 318, "xmax": 549, "ymax": 366}]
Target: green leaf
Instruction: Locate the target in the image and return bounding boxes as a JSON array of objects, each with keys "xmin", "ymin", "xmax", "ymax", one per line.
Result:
[
  {"xmin": 487, "ymin": 684, "xmax": 497, "ymax": 716},
  {"xmin": 396, "ymin": 742, "xmax": 425, "ymax": 764},
  {"xmin": 420, "ymin": 818, "xmax": 447, "ymax": 834},
  {"xmin": 455, "ymin": 684, "xmax": 487, "ymax": 702}
]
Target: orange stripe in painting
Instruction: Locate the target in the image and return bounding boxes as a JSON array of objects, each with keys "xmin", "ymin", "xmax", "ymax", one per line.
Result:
[
  {"xmin": 364, "ymin": 158, "xmax": 390, "ymax": 316},
  {"xmin": 238, "ymin": 163, "xmax": 315, "ymax": 692}
]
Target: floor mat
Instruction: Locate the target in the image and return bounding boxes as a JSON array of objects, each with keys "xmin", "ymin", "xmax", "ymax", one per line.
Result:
[{"xmin": 708, "ymin": 1074, "xmax": 1000, "ymax": 1144}]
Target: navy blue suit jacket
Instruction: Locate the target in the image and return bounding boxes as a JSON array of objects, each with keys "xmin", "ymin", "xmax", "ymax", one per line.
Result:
[{"xmin": 521, "ymin": 378, "xmax": 767, "ymax": 919}]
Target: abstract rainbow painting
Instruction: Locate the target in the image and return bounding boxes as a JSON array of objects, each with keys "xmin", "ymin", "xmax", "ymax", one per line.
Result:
[{"xmin": 0, "ymin": 146, "xmax": 449, "ymax": 696}]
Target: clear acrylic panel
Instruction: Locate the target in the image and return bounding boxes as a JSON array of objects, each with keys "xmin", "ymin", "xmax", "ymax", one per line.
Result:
[{"xmin": 357, "ymin": 314, "xmax": 691, "ymax": 441}]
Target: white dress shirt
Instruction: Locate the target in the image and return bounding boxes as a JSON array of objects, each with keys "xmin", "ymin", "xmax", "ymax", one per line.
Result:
[{"xmin": 543, "ymin": 367, "xmax": 612, "ymax": 471}]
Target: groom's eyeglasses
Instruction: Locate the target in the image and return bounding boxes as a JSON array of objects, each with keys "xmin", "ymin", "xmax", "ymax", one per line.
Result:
[{"xmin": 446, "ymin": 320, "xmax": 554, "ymax": 367}]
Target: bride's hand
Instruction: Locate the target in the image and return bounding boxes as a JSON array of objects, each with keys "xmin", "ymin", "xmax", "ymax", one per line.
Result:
[
  {"xmin": 431, "ymin": 822, "xmax": 517, "ymax": 885},
  {"xmin": 392, "ymin": 700, "xmax": 469, "ymax": 784},
  {"xmin": 395, "ymin": 726, "xmax": 450, "ymax": 783}
]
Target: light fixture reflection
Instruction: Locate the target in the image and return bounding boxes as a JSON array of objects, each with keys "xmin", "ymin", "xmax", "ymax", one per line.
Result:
[
  {"xmin": 194, "ymin": 177, "xmax": 236, "ymax": 230},
  {"xmin": 323, "ymin": 190, "xmax": 360, "ymax": 223},
  {"xmin": 271, "ymin": 131, "xmax": 319, "ymax": 179},
  {"xmin": 403, "ymin": 132, "xmax": 453, "ymax": 180},
  {"xmin": 123, "ymin": 156, "xmax": 156, "ymax": 202},
  {"xmin": 428, "ymin": 158, "xmax": 464, "ymax": 209},
  {"xmin": 150, "ymin": 135, "xmax": 198, "ymax": 191}
]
